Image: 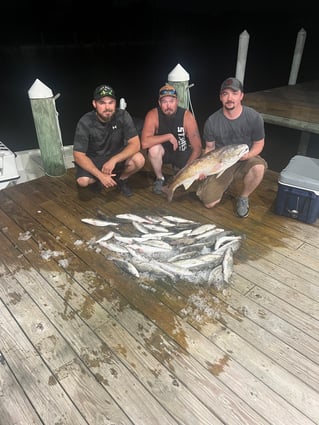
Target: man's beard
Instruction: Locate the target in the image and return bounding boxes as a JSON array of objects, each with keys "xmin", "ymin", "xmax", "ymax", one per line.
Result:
[
  {"xmin": 97, "ymin": 110, "xmax": 114, "ymax": 123},
  {"xmin": 103, "ymin": 115, "xmax": 112, "ymax": 122},
  {"xmin": 225, "ymin": 103, "xmax": 235, "ymax": 111},
  {"xmin": 164, "ymin": 109, "xmax": 175, "ymax": 117}
]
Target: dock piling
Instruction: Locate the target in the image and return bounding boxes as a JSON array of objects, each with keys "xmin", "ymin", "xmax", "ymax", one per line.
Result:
[
  {"xmin": 28, "ymin": 79, "xmax": 66, "ymax": 177},
  {"xmin": 288, "ymin": 28, "xmax": 307, "ymax": 85}
]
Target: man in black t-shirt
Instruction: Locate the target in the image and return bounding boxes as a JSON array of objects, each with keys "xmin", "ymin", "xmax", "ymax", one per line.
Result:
[
  {"xmin": 141, "ymin": 84, "xmax": 202, "ymax": 194},
  {"xmin": 73, "ymin": 84, "xmax": 145, "ymax": 197}
]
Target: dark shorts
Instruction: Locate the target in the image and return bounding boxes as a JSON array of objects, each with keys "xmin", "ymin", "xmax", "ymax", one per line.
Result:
[
  {"xmin": 162, "ymin": 142, "xmax": 192, "ymax": 170},
  {"xmin": 75, "ymin": 156, "xmax": 125, "ymax": 179},
  {"xmin": 195, "ymin": 156, "xmax": 268, "ymax": 204}
]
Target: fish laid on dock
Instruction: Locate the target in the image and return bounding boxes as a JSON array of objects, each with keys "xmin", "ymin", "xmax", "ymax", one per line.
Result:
[
  {"xmin": 81, "ymin": 218, "xmax": 119, "ymax": 227},
  {"xmin": 163, "ymin": 144, "xmax": 249, "ymax": 202},
  {"xmin": 83, "ymin": 212, "xmax": 245, "ymax": 289}
]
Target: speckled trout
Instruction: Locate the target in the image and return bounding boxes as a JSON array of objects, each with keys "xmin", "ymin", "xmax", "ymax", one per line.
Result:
[{"xmin": 164, "ymin": 144, "xmax": 249, "ymax": 202}]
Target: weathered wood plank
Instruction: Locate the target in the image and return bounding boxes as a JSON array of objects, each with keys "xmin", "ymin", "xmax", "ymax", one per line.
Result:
[
  {"xmin": 0, "ymin": 285, "xmax": 89, "ymax": 425},
  {"xmin": 0, "ymin": 214, "xmax": 181, "ymax": 425},
  {"xmin": 0, "ymin": 302, "xmax": 43, "ymax": 425},
  {"xmin": 0, "ymin": 187, "xmax": 268, "ymax": 424},
  {"xmin": 243, "ymin": 80, "xmax": 319, "ymax": 129},
  {"xmin": 30, "ymin": 201, "xmax": 318, "ymax": 424},
  {"xmin": 1, "ymin": 168, "xmax": 319, "ymax": 425},
  {"xmin": 235, "ymin": 262, "xmax": 319, "ymax": 320},
  {"xmin": 0, "ymin": 252, "xmax": 133, "ymax": 425}
]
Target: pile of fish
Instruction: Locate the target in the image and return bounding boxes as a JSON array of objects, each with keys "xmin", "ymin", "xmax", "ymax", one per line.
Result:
[{"xmin": 82, "ymin": 213, "xmax": 245, "ymax": 289}]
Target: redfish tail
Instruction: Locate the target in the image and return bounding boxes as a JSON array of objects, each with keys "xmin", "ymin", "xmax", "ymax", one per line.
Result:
[{"xmin": 161, "ymin": 185, "xmax": 174, "ymax": 202}]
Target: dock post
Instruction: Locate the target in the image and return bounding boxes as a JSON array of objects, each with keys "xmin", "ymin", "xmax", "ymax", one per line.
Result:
[
  {"xmin": 288, "ymin": 28, "xmax": 307, "ymax": 85},
  {"xmin": 288, "ymin": 28, "xmax": 308, "ymax": 154},
  {"xmin": 167, "ymin": 63, "xmax": 191, "ymax": 110},
  {"xmin": 28, "ymin": 79, "xmax": 66, "ymax": 177},
  {"xmin": 236, "ymin": 30, "xmax": 250, "ymax": 86}
]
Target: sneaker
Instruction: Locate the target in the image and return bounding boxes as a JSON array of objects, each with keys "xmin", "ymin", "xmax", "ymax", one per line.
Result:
[
  {"xmin": 236, "ymin": 197, "xmax": 249, "ymax": 218},
  {"xmin": 89, "ymin": 181, "xmax": 102, "ymax": 193},
  {"xmin": 116, "ymin": 178, "xmax": 133, "ymax": 197},
  {"xmin": 153, "ymin": 177, "xmax": 165, "ymax": 194}
]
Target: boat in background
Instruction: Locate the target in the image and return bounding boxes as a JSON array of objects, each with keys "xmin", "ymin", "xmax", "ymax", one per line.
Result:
[{"xmin": 0, "ymin": 141, "xmax": 74, "ymax": 190}]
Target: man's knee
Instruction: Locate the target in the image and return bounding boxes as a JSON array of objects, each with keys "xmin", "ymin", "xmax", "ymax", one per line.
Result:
[
  {"xmin": 135, "ymin": 152, "xmax": 146, "ymax": 169},
  {"xmin": 77, "ymin": 176, "xmax": 90, "ymax": 187},
  {"xmin": 248, "ymin": 163, "xmax": 266, "ymax": 178},
  {"xmin": 148, "ymin": 144, "xmax": 164, "ymax": 159}
]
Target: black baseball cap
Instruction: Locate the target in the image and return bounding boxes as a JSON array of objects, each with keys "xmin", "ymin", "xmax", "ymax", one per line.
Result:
[{"xmin": 93, "ymin": 85, "xmax": 116, "ymax": 100}]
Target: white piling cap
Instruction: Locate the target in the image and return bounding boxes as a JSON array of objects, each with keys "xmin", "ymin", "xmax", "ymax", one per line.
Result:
[
  {"xmin": 28, "ymin": 79, "xmax": 53, "ymax": 99},
  {"xmin": 119, "ymin": 98, "xmax": 127, "ymax": 110},
  {"xmin": 168, "ymin": 63, "xmax": 190, "ymax": 82}
]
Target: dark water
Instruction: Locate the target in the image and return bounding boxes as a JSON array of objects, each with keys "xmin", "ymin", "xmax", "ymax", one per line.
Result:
[{"xmin": 1, "ymin": 12, "xmax": 318, "ymax": 172}]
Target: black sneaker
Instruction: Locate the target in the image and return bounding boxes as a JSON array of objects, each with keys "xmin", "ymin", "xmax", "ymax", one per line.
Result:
[
  {"xmin": 153, "ymin": 177, "xmax": 165, "ymax": 194},
  {"xmin": 116, "ymin": 178, "xmax": 133, "ymax": 197},
  {"xmin": 89, "ymin": 181, "xmax": 102, "ymax": 193}
]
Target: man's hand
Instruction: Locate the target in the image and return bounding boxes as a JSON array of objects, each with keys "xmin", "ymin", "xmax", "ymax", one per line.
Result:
[
  {"xmin": 99, "ymin": 173, "xmax": 117, "ymax": 188},
  {"xmin": 169, "ymin": 134, "xmax": 178, "ymax": 151},
  {"xmin": 240, "ymin": 152, "xmax": 249, "ymax": 161},
  {"xmin": 102, "ymin": 158, "xmax": 117, "ymax": 175},
  {"xmin": 198, "ymin": 173, "xmax": 207, "ymax": 180}
]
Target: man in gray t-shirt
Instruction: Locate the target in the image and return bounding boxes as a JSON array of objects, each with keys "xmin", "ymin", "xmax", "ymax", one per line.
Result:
[{"xmin": 196, "ymin": 77, "xmax": 268, "ymax": 217}]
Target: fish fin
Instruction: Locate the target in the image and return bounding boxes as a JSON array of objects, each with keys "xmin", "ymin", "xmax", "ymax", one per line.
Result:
[
  {"xmin": 182, "ymin": 177, "xmax": 196, "ymax": 190},
  {"xmin": 216, "ymin": 164, "xmax": 228, "ymax": 179},
  {"xmin": 216, "ymin": 169, "xmax": 226, "ymax": 178},
  {"xmin": 167, "ymin": 189, "xmax": 174, "ymax": 202}
]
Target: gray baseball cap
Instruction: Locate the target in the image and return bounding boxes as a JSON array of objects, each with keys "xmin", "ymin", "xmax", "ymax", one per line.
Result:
[{"xmin": 220, "ymin": 77, "xmax": 243, "ymax": 92}]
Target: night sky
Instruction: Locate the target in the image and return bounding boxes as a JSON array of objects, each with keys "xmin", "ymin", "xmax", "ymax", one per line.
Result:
[
  {"xmin": 0, "ymin": 1, "xmax": 318, "ymax": 167},
  {"xmin": 0, "ymin": 2, "xmax": 317, "ymax": 47}
]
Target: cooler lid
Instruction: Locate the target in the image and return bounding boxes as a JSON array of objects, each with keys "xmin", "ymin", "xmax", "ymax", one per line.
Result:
[{"xmin": 279, "ymin": 155, "xmax": 319, "ymax": 192}]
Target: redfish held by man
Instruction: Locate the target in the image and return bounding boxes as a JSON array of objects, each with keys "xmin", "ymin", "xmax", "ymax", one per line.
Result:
[{"xmin": 163, "ymin": 144, "xmax": 249, "ymax": 202}]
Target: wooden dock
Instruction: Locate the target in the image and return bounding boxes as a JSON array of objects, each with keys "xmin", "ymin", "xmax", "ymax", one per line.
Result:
[
  {"xmin": 1, "ymin": 167, "xmax": 319, "ymax": 425},
  {"xmin": 243, "ymin": 80, "xmax": 319, "ymax": 155}
]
